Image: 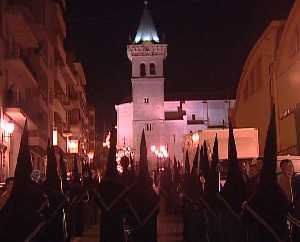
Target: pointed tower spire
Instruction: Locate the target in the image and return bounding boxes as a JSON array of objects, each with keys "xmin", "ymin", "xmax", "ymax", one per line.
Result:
[{"xmin": 134, "ymin": 2, "xmax": 160, "ymax": 43}]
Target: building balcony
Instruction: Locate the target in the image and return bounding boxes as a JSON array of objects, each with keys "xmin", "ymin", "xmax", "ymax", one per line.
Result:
[
  {"xmin": 6, "ymin": 48, "xmax": 38, "ymax": 88},
  {"xmin": 6, "ymin": 2, "xmax": 38, "ymax": 49},
  {"xmin": 55, "ymin": 67, "xmax": 67, "ymax": 95},
  {"xmin": 55, "ymin": 3, "xmax": 66, "ymax": 38},
  {"xmin": 31, "ymin": 52, "xmax": 48, "ymax": 77},
  {"xmin": 55, "ymin": 36, "xmax": 66, "ymax": 66},
  {"xmin": 28, "ymin": 129, "xmax": 48, "ymax": 155},
  {"xmin": 62, "ymin": 64, "xmax": 77, "ymax": 86},
  {"xmin": 54, "ymin": 96, "xmax": 67, "ymax": 123}
]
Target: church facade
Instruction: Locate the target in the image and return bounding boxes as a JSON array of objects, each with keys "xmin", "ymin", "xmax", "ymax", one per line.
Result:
[{"xmin": 115, "ymin": 3, "xmax": 235, "ymax": 170}]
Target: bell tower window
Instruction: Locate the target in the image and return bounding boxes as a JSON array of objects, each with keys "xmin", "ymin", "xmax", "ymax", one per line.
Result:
[
  {"xmin": 150, "ymin": 63, "xmax": 156, "ymax": 75},
  {"xmin": 140, "ymin": 63, "xmax": 146, "ymax": 77}
]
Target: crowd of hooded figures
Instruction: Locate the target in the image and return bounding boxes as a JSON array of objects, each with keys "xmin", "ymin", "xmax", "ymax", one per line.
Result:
[{"xmin": 1, "ymin": 104, "xmax": 300, "ymax": 242}]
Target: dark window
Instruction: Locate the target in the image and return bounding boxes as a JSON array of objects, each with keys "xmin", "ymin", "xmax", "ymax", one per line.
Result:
[
  {"xmin": 146, "ymin": 123, "xmax": 152, "ymax": 131},
  {"xmin": 192, "ymin": 114, "xmax": 196, "ymax": 120},
  {"xmin": 140, "ymin": 63, "xmax": 146, "ymax": 77},
  {"xmin": 144, "ymin": 98, "xmax": 149, "ymax": 104},
  {"xmin": 150, "ymin": 63, "xmax": 156, "ymax": 75}
]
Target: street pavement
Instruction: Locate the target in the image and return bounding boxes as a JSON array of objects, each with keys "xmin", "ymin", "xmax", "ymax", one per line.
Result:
[{"xmin": 72, "ymin": 199, "xmax": 183, "ymax": 242}]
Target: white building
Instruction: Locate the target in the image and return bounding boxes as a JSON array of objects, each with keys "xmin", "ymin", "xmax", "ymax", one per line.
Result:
[{"xmin": 115, "ymin": 3, "xmax": 235, "ymax": 170}]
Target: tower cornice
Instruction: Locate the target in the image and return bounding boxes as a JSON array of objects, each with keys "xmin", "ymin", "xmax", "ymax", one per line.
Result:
[{"xmin": 127, "ymin": 43, "xmax": 168, "ymax": 61}]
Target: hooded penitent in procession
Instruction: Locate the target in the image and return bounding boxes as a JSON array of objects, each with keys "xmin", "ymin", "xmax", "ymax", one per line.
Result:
[
  {"xmin": 0, "ymin": 121, "xmax": 48, "ymax": 242},
  {"xmin": 127, "ymin": 130, "xmax": 160, "ymax": 242},
  {"xmin": 38, "ymin": 141, "xmax": 66, "ymax": 242},
  {"xmin": 95, "ymin": 128, "xmax": 128, "ymax": 242},
  {"xmin": 243, "ymin": 105, "xmax": 290, "ymax": 242}
]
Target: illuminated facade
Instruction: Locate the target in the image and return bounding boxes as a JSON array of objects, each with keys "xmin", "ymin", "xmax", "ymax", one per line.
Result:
[
  {"xmin": 234, "ymin": 0, "xmax": 300, "ymax": 156},
  {"xmin": 0, "ymin": 0, "xmax": 94, "ymax": 182},
  {"xmin": 115, "ymin": 3, "xmax": 234, "ymax": 170}
]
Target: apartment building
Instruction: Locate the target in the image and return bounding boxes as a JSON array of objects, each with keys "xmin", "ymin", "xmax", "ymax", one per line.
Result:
[{"xmin": 0, "ymin": 0, "xmax": 94, "ymax": 182}]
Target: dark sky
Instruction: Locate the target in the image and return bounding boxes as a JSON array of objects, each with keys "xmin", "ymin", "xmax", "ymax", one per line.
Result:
[{"xmin": 65, "ymin": 0, "xmax": 294, "ymax": 138}]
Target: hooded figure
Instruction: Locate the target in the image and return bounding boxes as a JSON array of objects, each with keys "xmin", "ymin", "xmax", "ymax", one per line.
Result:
[
  {"xmin": 185, "ymin": 150, "xmax": 190, "ymax": 176},
  {"xmin": 204, "ymin": 135, "xmax": 219, "ymax": 203},
  {"xmin": 69, "ymin": 156, "xmax": 84, "ymax": 238},
  {"xmin": 95, "ymin": 129, "xmax": 128, "ymax": 242},
  {"xmin": 0, "ymin": 121, "xmax": 48, "ymax": 242},
  {"xmin": 221, "ymin": 121, "xmax": 246, "ymax": 214},
  {"xmin": 38, "ymin": 141, "xmax": 66, "ymax": 242},
  {"xmin": 59, "ymin": 152, "xmax": 68, "ymax": 192},
  {"xmin": 200, "ymin": 141, "xmax": 210, "ymax": 184},
  {"xmin": 245, "ymin": 106, "xmax": 289, "ymax": 242},
  {"xmin": 127, "ymin": 130, "xmax": 160, "ymax": 242},
  {"xmin": 191, "ymin": 145, "xmax": 200, "ymax": 176}
]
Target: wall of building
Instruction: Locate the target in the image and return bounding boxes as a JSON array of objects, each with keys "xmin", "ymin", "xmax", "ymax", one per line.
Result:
[
  {"xmin": 234, "ymin": 21, "xmax": 284, "ymax": 156},
  {"xmin": 116, "ymin": 103, "xmax": 133, "ymax": 148}
]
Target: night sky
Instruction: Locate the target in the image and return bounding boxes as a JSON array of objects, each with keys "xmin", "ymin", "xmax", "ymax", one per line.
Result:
[{"xmin": 65, "ymin": 0, "xmax": 294, "ymax": 138}]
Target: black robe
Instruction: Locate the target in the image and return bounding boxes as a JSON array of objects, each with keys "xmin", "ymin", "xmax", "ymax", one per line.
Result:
[
  {"xmin": 95, "ymin": 177, "xmax": 128, "ymax": 242},
  {"xmin": 0, "ymin": 183, "xmax": 48, "ymax": 242},
  {"xmin": 127, "ymin": 181, "xmax": 160, "ymax": 242}
]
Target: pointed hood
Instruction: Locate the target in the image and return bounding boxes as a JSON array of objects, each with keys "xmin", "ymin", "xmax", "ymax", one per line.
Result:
[
  {"xmin": 130, "ymin": 154, "xmax": 136, "ymax": 175},
  {"xmin": 206, "ymin": 134, "xmax": 220, "ymax": 196},
  {"xmin": 211, "ymin": 134, "xmax": 219, "ymax": 170},
  {"xmin": 72, "ymin": 156, "xmax": 80, "ymax": 182},
  {"xmin": 226, "ymin": 120, "xmax": 243, "ymax": 184},
  {"xmin": 222, "ymin": 120, "xmax": 246, "ymax": 213},
  {"xmin": 105, "ymin": 129, "xmax": 118, "ymax": 178},
  {"xmin": 138, "ymin": 130, "xmax": 151, "ymax": 180},
  {"xmin": 259, "ymin": 105, "xmax": 277, "ymax": 189},
  {"xmin": 46, "ymin": 140, "xmax": 61, "ymax": 191},
  {"xmin": 11, "ymin": 120, "xmax": 32, "ymax": 194},
  {"xmin": 191, "ymin": 145, "xmax": 199, "ymax": 175},
  {"xmin": 134, "ymin": 2, "xmax": 160, "ymax": 43},
  {"xmin": 59, "ymin": 151, "xmax": 67, "ymax": 184},
  {"xmin": 200, "ymin": 142, "xmax": 209, "ymax": 180},
  {"xmin": 184, "ymin": 150, "xmax": 190, "ymax": 175}
]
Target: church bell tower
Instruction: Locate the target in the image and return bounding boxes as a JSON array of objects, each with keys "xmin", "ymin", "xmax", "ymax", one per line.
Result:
[{"xmin": 127, "ymin": 2, "xmax": 168, "ymax": 166}]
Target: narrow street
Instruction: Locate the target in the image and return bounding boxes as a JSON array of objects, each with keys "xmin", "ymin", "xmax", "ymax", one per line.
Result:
[{"xmin": 73, "ymin": 199, "xmax": 183, "ymax": 242}]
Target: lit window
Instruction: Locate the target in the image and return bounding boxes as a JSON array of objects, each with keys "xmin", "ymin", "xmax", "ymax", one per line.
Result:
[{"xmin": 144, "ymin": 98, "xmax": 149, "ymax": 104}]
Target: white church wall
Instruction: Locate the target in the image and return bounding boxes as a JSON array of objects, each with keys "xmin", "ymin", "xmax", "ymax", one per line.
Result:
[
  {"xmin": 115, "ymin": 103, "xmax": 133, "ymax": 148},
  {"xmin": 183, "ymin": 101, "xmax": 208, "ymax": 121},
  {"xmin": 162, "ymin": 120, "xmax": 186, "ymax": 162},
  {"xmin": 133, "ymin": 120, "xmax": 164, "ymax": 170},
  {"xmin": 164, "ymin": 101, "xmax": 180, "ymax": 112},
  {"xmin": 132, "ymin": 79, "xmax": 164, "ymax": 120}
]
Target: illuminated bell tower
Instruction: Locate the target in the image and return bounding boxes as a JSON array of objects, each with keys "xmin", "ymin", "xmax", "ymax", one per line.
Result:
[{"xmin": 127, "ymin": 1, "xmax": 167, "ymax": 165}]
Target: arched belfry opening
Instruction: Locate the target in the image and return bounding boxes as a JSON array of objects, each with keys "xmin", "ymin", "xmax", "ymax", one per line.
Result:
[
  {"xmin": 140, "ymin": 63, "xmax": 146, "ymax": 77},
  {"xmin": 150, "ymin": 63, "xmax": 156, "ymax": 75}
]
